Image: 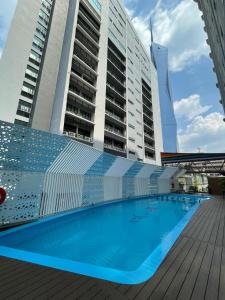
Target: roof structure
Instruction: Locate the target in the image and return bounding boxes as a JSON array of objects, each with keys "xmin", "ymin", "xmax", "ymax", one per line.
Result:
[{"xmin": 161, "ymin": 153, "xmax": 225, "ymax": 175}]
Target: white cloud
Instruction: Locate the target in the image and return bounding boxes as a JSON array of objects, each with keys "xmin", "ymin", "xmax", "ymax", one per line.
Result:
[
  {"xmin": 153, "ymin": 0, "xmax": 209, "ymax": 72},
  {"xmin": 178, "ymin": 112, "xmax": 225, "ymax": 152},
  {"xmin": 174, "ymin": 94, "xmax": 211, "ymax": 120},
  {"xmin": 124, "ymin": 0, "xmax": 209, "ymax": 72}
]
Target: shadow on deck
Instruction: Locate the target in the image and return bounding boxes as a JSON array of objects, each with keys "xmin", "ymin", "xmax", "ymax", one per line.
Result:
[{"xmin": 0, "ymin": 197, "xmax": 225, "ymax": 300}]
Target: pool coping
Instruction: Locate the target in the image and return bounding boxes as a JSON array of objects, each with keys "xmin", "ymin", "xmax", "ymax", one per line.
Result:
[{"xmin": 0, "ymin": 196, "xmax": 209, "ymax": 284}]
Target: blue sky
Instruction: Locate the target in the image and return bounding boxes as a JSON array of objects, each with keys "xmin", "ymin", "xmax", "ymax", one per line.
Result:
[{"xmin": 0, "ymin": 0, "xmax": 225, "ymax": 152}]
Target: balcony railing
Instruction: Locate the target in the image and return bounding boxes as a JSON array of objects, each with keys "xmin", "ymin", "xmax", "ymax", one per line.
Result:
[
  {"xmin": 69, "ymin": 85, "xmax": 95, "ymax": 105},
  {"xmin": 64, "ymin": 131, "xmax": 93, "ymax": 143},
  {"xmin": 108, "ymin": 47, "xmax": 126, "ymax": 67},
  {"xmin": 105, "ymin": 110, "xmax": 125, "ymax": 124},
  {"xmin": 66, "ymin": 107, "xmax": 94, "ymax": 123},
  {"xmin": 71, "ymin": 72, "xmax": 97, "ymax": 92},
  {"xmin": 75, "ymin": 38, "xmax": 99, "ymax": 62},
  {"xmin": 106, "ymin": 83, "xmax": 126, "ymax": 102},
  {"xmin": 144, "ymin": 132, "xmax": 154, "ymax": 140},
  {"xmin": 107, "ymin": 70, "xmax": 126, "ymax": 89},
  {"xmin": 106, "ymin": 97, "xmax": 126, "ymax": 112},
  {"xmin": 104, "ymin": 143, "xmax": 126, "ymax": 153},
  {"xmin": 145, "ymin": 143, "xmax": 155, "ymax": 151},
  {"xmin": 144, "ymin": 122, "xmax": 154, "ymax": 132},
  {"xmin": 108, "ymin": 58, "xmax": 126, "ymax": 76},
  {"xmin": 105, "ymin": 126, "xmax": 125, "ymax": 138}
]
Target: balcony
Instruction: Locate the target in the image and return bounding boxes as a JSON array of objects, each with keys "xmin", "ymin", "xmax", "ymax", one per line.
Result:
[
  {"xmin": 144, "ymin": 122, "xmax": 154, "ymax": 133},
  {"xmin": 108, "ymin": 58, "xmax": 126, "ymax": 76},
  {"xmin": 71, "ymin": 71, "xmax": 97, "ymax": 92},
  {"xmin": 75, "ymin": 38, "xmax": 99, "ymax": 62},
  {"xmin": 108, "ymin": 47, "xmax": 126, "ymax": 68},
  {"xmin": 66, "ymin": 106, "xmax": 94, "ymax": 125},
  {"xmin": 142, "ymin": 92, "xmax": 152, "ymax": 102},
  {"xmin": 106, "ymin": 97, "xmax": 126, "ymax": 114},
  {"xmin": 74, "ymin": 43, "xmax": 98, "ymax": 71},
  {"xmin": 105, "ymin": 110, "xmax": 126, "ymax": 128},
  {"xmin": 106, "ymin": 83, "xmax": 126, "ymax": 103},
  {"xmin": 64, "ymin": 131, "xmax": 93, "ymax": 144},
  {"xmin": 79, "ymin": 2, "xmax": 101, "ymax": 32},
  {"xmin": 69, "ymin": 84, "xmax": 95, "ymax": 105},
  {"xmin": 145, "ymin": 143, "xmax": 155, "ymax": 152},
  {"xmin": 144, "ymin": 113, "xmax": 153, "ymax": 124},
  {"xmin": 78, "ymin": 10, "xmax": 100, "ymax": 36},
  {"xmin": 104, "ymin": 143, "xmax": 126, "ymax": 156},
  {"xmin": 107, "ymin": 70, "xmax": 126, "ymax": 90},
  {"xmin": 145, "ymin": 152, "xmax": 155, "ymax": 160},
  {"xmin": 76, "ymin": 24, "xmax": 100, "ymax": 49},
  {"xmin": 77, "ymin": 16, "xmax": 100, "ymax": 43},
  {"xmin": 68, "ymin": 90, "xmax": 95, "ymax": 110},
  {"xmin": 144, "ymin": 132, "xmax": 154, "ymax": 142},
  {"xmin": 143, "ymin": 102, "xmax": 152, "ymax": 114},
  {"xmin": 76, "ymin": 30, "xmax": 99, "ymax": 58},
  {"xmin": 104, "ymin": 126, "xmax": 126, "ymax": 143},
  {"xmin": 108, "ymin": 52, "xmax": 125, "ymax": 74},
  {"xmin": 73, "ymin": 55, "xmax": 97, "ymax": 76}
]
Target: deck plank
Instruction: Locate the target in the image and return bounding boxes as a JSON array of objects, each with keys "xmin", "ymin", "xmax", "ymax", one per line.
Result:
[{"xmin": 0, "ymin": 197, "xmax": 225, "ymax": 300}]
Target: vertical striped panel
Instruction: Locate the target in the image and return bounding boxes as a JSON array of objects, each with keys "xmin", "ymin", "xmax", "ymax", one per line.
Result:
[
  {"xmin": 104, "ymin": 177, "xmax": 122, "ymax": 201},
  {"xmin": 82, "ymin": 153, "xmax": 117, "ymax": 205},
  {"xmin": 40, "ymin": 141, "xmax": 102, "ymax": 216},
  {"xmin": 122, "ymin": 162, "xmax": 144, "ymax": 198}
]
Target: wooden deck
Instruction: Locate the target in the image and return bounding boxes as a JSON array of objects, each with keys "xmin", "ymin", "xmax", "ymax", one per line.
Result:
[{"xmin": 1, "ymin": 197, "xmax": 225, "ymax": 300}]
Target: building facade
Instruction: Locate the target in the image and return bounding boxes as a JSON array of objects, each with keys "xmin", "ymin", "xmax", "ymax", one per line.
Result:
[
  {"xmin": 194, "ymin": 0, "xmax": 225, "ymax": 114},
  {"xmin": 0, "ymin": 0, "xmax": 163, "ymax": 165},
  {"xmin": 151, "ymin": 43, "xmax": 178, "ymax": 153}
]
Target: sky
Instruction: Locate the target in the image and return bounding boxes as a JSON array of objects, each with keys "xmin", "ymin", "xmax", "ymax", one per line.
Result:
[
  {"xmin": 0, "ymin": 0, "xmax": 225, "ymax": 153},
  {"xmin": 123, "ymin": 0, "xmax": 225, "ymax": 153}
]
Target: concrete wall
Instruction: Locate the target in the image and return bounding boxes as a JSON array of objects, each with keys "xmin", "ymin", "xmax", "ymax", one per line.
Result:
[{"xmin": 32, "ymin": 0, "xmax": 72, "ymax": 132}]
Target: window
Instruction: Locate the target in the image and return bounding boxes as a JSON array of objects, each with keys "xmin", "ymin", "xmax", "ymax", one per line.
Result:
[
  {"xmin": 17, "ymin": 100, "xmax": 32, "ymax": 118},
  {"xmin": 33, "ymin": 35, "xmax": 44, "ymax": 52},
  {"xmin": 129, "ymin": 137, "xmax": 135, "ymax": 143},
  {"xmin": 128, "ymin": 124, "xmax": 135, "ymax": 129},
  {"xmin": 128, "ymin": 99, "xmax": 134, "ymax": 105},
  {"xmin": 21, "ymin": 82, "xmax": 35, "ymax": 99},
  {"xmin": 14, "ymin": 119, "xmax": 28, "ymax": 126},
  {"xmin": 29, "ymin": 50, "xmax": 41, "ymax": 66},
  {"xmin": 25, "ymin": 65, "xmax": 38, "ymax": 82}
]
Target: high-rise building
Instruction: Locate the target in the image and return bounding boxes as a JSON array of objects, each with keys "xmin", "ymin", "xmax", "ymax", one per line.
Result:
[
  {"xmin": 194, "ymin": 0, "xmax": 225, "ymax": 114},
  {"xmin": 151, "ymin": 43, "xmax": 178, "ymax": 153},
  {"xmin": 0, "ymin": 0, "xmax": 163, "ymax": 164}
]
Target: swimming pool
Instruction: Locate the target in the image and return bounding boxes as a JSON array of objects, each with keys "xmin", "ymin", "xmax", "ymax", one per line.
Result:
[{"xmin": 0, "ymin": 194, "xmax": 209, "ymax": 284}]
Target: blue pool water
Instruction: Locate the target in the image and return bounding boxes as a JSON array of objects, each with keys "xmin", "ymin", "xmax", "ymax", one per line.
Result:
[{"xmin": 0, "ymin": 195, "xmax": 208, "ymax": 284}]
